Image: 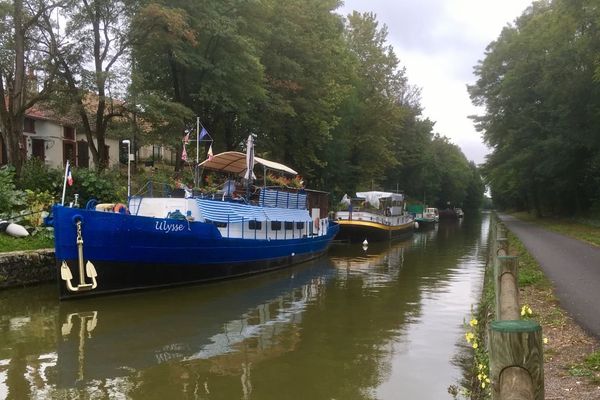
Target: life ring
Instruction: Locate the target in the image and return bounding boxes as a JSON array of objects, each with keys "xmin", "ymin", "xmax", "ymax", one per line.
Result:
[
  {"xmin": 314, "ymin": 217, "xmax": 320, "ymax": 231},
  {"xmin": 113, "ymin": 203, "xmax": 128, "ymax": 214}
]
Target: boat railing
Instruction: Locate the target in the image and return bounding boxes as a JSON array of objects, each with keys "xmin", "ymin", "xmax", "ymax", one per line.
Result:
[{"xmin": 337, "ymin": 210, "xmax": 412, "ymax": 227}]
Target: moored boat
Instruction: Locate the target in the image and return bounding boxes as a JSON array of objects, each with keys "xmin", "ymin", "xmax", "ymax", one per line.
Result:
[
  {"xmin": 335, "ymin": 191, "xmax": 415, "ymax": 243},
  {"xmin": 50, "ymin": 137, "xmax": 339, "ymax": 300},
  {"xmin": 409, "ymin": 205, "xmax": 438, "ymax": 229}
]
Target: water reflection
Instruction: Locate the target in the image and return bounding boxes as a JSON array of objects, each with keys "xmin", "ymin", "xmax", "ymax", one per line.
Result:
[{"xmin": 0, "ymin": 213, "xmax": 490, "ymax": 399}]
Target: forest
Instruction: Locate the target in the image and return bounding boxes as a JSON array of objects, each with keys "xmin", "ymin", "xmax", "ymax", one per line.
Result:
[
  {"xmin": 0, "ymin": 0, "xmax": 484, "ymax": 210},
  {"xmin": 470, "ymin": 0, "xmax": 600, "ymax": 216}
]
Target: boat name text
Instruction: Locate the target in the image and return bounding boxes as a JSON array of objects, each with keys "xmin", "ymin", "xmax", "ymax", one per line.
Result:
[{"xmin": 155, "ymin": 221, "xmax": 185, "ymax": 233}]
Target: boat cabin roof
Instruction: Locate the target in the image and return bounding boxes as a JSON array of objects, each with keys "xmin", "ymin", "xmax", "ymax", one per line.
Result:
[
  {"xmin": 199, "ymin": 151, "xmax": 298, "ymax": 176},
  {"xmin": 356, "ymin": 191, "xmax": 404, "ymax": 202}
]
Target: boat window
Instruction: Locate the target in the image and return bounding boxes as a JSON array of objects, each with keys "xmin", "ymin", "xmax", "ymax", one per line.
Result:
[
  {"xmin": 205, "ymin": 219, "xmax": 227, "ymax": 228},
  {"xmin": 271, "ymin": 221, "xmax": 282, "ymax": 231},
  {"xmin": 284, "ymin": 222, "xmax": 294, "ymax": 230},
  {"xmin": 296, "ymin": 221, "xmax": 305, "ymax": 230},
  {"xmin": 249, "ymin": 220, "xmax": 262, "ymax": 230}
]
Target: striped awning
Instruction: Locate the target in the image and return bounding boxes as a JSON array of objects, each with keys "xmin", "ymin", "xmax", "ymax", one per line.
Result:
[{"xmin": 196, "ymin": 199, "xmax": 310, "ymax": 223}]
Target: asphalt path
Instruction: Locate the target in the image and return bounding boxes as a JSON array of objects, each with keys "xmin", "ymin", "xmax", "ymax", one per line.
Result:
[{"xmin": 498, "ymin": 214, "xmax": 600, "ymax": 339}]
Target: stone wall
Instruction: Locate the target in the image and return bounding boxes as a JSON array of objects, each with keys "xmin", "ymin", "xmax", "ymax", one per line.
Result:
[{"xmin": 0, "ymin": 249, "xmax": 55, "ymax": 289}]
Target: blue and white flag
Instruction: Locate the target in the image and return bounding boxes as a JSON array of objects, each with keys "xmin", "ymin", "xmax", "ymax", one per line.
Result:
[{"xmin": 199, "ymin": 127, "xmax": 208, "ymax": 140}]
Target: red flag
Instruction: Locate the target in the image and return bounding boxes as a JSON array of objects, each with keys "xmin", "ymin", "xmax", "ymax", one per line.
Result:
[
  {"xmin": 182, "ymin": 145, "xmax": 188, "ymax": 161},
  {"xmin": 183, "ymin": 132, "xmax": 190, "ymax": 144}
]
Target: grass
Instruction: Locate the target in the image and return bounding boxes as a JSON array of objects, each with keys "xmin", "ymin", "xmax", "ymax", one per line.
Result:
[
  {"xmin": 569, "ymin": 350, "xmax": 600, "ymax": 384},
  {"xmin": 512, "ymin": 212, "xmax": 600, "ymax": 247},
  {"xmin": 0, "ymin": 230, "xmax": 54, "ymax": 253},
  {"xmin": 507, "ymin": 215, "xmax": 600, "ymax": 386}
]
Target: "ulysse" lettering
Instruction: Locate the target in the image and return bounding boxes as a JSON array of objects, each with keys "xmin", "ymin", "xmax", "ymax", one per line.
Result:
[{"xmin": 155, "ymin": 220, "xmax": 185, "ymax": 233}]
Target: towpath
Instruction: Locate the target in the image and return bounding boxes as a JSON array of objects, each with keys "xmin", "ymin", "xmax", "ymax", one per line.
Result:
[{"xmin": 498, "ymin": 214, "xmax": 600, "ymax": 339}]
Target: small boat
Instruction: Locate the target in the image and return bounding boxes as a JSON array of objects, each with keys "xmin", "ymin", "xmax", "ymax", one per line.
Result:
[
  {"xmin": 335, "ymin": 191, "xmax": 415, "ymax": 243},
  {"xmin": 50, "ymin": 136, "xmax": 339, "ymax": 300},
  {"xmin": 410, "ymin": 206, "xmax": 438, "ymax": 228}
]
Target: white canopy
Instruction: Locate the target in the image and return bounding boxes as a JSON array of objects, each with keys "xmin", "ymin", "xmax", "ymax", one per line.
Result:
[
  {"xmin": 198, "ymin": 151, "xmax": 298, "ymax": 176},
  {"xmin": 356, "ymin": 191, "xmax": 404, "ymax": 201},
  {"xmin": 356, "ymin": 191, "xmax": 404, "ymax": 208}
]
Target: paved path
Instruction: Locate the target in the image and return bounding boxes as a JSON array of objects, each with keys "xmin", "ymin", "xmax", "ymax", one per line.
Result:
[{"xmin": 498, "ymin": 214, "xmax": 600, "ymax": 339}]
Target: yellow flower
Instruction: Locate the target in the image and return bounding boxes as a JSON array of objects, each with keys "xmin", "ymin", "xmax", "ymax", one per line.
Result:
[
  {"xmin": 465, "ymin": 332, "xmax": 474, "ymax": 343},
  {"xmin": 478, "ymin": 363, "xmax": 485, "ymax": 371},
  {"xmin": 481, "ymin": 381, "xmax": 486, "ymax": 389},
  {"xmin": 543, "ymin": 337, "xmax": 549, "ymax": 344},
  {"xmin": 485, "ymin": 377, "xmax": 490, "ymax": 383},
  {"xmin": 520, "ymin": 305, "xmax": 533, "ymax": 316},
  {"xmin": 477, "ymin": 373, "xmax": 483, "ymax": 381},
  {"xmin": 472, "ymin": 342, "xmax": 478, "ymax": 349},
  {"xmin": 469, "ymin": 318, "xmax": 478, "ymax": 327}
]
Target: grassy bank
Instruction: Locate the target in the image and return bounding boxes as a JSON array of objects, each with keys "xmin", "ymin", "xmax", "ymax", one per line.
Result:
[
  {"xmin": 0, "ymin": 231, "xmax": 53, "ymax": 253},
  {"xmin": 508, "ymin": 227, "xmax": 600, "ymax": 398}
]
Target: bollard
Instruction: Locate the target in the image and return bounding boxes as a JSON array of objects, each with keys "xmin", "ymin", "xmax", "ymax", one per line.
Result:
[
  {"xmin": 494, "ymin": 256, "xmax": 519, "ymax": 320},
  {"xmin": 496, "ymin": 222, "xmax": 507, "ymax": 239},
  {"xmin": 496, "ymin": 238, "xmax": 509, "ymax": 257},
  {"xmin": 489, "ymin": 320, "xmax": 544, "ymax": 400}
]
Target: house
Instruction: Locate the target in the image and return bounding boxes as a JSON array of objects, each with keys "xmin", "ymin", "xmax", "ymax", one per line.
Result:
[
  {"xmin": 0, "ymin": 99, "xmax": 180, "ymax": 170},
  {"xmin": 0, "ymin": 103, "xmax": 121, "ymax": 169}
]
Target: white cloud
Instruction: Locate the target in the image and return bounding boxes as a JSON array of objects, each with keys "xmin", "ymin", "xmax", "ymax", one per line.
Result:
[{"xmin": 339, "ymin": 0, "xmax": 532, "ymax": 164}]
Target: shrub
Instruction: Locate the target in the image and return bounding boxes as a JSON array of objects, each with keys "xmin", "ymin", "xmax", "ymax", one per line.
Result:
[
  {"xmin": 66, "ymin": 167, "xmax": 127, "ymax": 205},
  {"xmin": 0, "ymin": 166, "xmax": 25, "ymax": 217},
  {"xmin": 24, "ymin": 190, "xmax": 55, "ymax": 227},
  {"xmin": 17, "ymin": 158, "xmax": 63, "ymax": 196}
]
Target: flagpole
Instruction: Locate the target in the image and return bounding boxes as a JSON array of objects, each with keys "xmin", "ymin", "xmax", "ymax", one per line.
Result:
[
  {"xmin": 61, "ymin": 160, "xmax": 69, "ymax": 205},
  {"xmin": 196, "ymin": 117, "xmax": 200, "ymax": 164}
]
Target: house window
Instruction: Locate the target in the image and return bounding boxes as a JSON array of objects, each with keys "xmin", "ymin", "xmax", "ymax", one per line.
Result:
[
  {"xmin": 249, "ymin": 220, "xmax": 262, "ymax": 230},
  {"xmin": 271, "ymin": 221, "xmax": 282, "ymax": 231},
  {"xmin": 63, "ymin": 126, "xmax": 75, "ymax": 140},
  {"xmin": 32, "ymin": 138, "xmax": 45, "ymax": 161},
  {"xmin": 284, "ymin": 222, "xmax": 294, "ymax": 230},
  {"xmin": 296, "ymin": 222, "xmax": 305, "ymax": 230},
  {"xmin": 63, "ymin": 141, "xmax": 76, "ymax": 165},
  {"xmin": 24, "ymin": 118, "xmax": 35, "ymax": 133},
  {"xmin": 77, "ymin": 141, "xmax": 89, "ymax": 168}
]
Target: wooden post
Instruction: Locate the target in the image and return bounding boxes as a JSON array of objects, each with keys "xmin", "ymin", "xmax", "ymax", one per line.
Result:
[
  {"xmin": 490, "ymin": 215, "xmax": 500, "ymax": 266},
  {"xmin": 494, "ymin": 256, "xmax": 519, "ymax": 320},
  {"xmin": 489, "ymin": 320, "xmax": 544, "ymax": 400},
  {"xmin": 496, "ymin": 223, "xmax": 506, "ymax": 239},
  {"xmin": 496, "ymin": 238, "xmax": 509, "ymax": 257}
]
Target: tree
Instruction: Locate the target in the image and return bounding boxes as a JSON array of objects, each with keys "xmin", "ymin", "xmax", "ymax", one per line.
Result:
[
  {"xmin": 42, "ymin": 0, "xmax": 137, "ymax": 171},
  {"xmin": 470, "ymin": 0, "xmax": 600, "ymax": 215},
  {"xmin": 0, "ymin": 0, "xmax": 60, "ymax": 176}
]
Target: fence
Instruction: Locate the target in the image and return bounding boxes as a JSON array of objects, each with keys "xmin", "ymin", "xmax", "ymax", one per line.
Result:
[{"xmin": 487, "ymin": 213, "xmax": 544, "ymax": 400}]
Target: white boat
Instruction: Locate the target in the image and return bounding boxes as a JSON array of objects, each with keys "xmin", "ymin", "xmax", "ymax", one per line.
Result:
[{"xmin": 335, "ymin": 191, "xmax": 415, "ymax": 243}]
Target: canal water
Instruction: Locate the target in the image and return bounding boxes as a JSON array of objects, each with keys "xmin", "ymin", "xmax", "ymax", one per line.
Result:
[{"xmin": 0, "ymin": 213, "xmax": 490, "ymax": 400}]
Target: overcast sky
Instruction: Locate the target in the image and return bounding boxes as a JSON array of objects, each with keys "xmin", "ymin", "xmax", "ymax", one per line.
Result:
[{"xmin": 338, "ymin": 0, "xmax": 532, "ymax": 164}]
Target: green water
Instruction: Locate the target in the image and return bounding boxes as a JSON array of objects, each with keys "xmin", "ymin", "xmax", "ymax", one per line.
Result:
[{"xmin": 0, "ymin": 213, "xmax": 490, "ymax": 399}]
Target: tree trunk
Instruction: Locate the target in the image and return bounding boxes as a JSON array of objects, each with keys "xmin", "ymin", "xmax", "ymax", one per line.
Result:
[{"xmin": 0, "ymin": 0, "xmax": 27, "ymax": 176}]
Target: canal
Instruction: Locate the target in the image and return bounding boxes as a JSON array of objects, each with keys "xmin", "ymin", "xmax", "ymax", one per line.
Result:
[{"xmin": 0, "ymin": 213, "xmax": 490, "ymax": 399}]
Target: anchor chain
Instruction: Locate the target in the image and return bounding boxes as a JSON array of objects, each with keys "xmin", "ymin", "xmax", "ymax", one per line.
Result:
[
  {"xmin": 76, "ymin": 220, "xmax": 86, "ymax": 286},
  {"xmin": 60, "ymin": 218, "xmax": 98, "ymax": 292}
]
